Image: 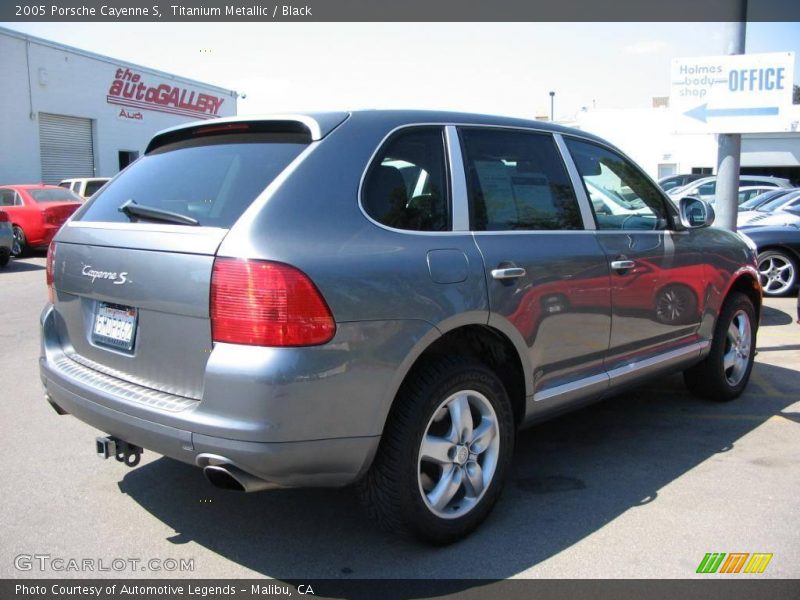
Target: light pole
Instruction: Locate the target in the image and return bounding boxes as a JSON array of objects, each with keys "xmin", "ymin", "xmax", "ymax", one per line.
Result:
[{"xmin": 549, "ymin": 91, "xmax": 555, "ymax": 122}]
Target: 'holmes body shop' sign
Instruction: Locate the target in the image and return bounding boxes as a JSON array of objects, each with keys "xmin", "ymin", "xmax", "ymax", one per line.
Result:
[{"xmin": 107, "ymin": 67, "xmax": 225, "ymax": 120}]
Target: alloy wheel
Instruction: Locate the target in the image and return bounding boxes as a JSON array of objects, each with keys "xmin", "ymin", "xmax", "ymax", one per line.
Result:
[
  {"xmin": 417, "ymin": 390, "xmax": 500, "ymax": 519},
  {"xmin": 723, "ymin": 310, "xmax": 752, "ymax": 387}
]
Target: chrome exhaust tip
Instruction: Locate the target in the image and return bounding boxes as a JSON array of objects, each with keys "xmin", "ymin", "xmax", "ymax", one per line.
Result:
[{"xmin": 198, "ymin": 455, "xmax": 279, "ymax": 493}]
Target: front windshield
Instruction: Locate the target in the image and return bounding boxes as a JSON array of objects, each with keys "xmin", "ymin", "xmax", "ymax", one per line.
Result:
[
  {"xmin": 739, "ymin": 190, "xmax": 784, "ymax": 210},
  {"xmin": 758, "ymin": 192, "xmax": 799, "ymax": 212}
]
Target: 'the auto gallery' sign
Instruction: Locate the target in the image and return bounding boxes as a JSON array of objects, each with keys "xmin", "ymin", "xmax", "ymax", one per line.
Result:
[{"xmin": 107, "ymin": 67, "xmax": 225, "ymax": 120}]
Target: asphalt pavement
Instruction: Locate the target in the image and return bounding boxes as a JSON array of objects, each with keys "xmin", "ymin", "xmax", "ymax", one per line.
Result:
[{"xmin": 1, "ymin": 254, "xmax": 798, "ymax": 580}]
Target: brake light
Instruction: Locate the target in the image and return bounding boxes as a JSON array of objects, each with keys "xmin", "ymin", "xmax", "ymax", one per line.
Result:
[
  {"xmin": 0, "ymin": 210, "xmax": 8, "ymax": 223},
  {"xmin": 210, "ymin": 258, "xmax": 336, "ymax": 347},
  {"xmin": 46, "ymin": 241, "xmax": 57, "ymax": 304}
]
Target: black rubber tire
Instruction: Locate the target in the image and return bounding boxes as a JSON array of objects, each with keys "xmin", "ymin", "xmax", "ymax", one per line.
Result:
[
  {"xmin": 0, "ymin": 250, "xmax": 9, "ymax": 267},
  {"xmin": 11, "ymin": 225, "xmax": 27, "ymax": 258},
  {"xmin": 684, "ymin": 292, "xmax": 756, "ymax": 401},
  {"xmin": 757, "ymin": 250, "xmax": 797, "ymax": 297},
  {"xmin": 358, "ymin": 356, "xmax": 515, "ymax": 545}
]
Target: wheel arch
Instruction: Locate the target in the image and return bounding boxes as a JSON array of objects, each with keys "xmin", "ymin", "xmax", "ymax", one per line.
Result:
[
  {"xmin": 724, "ymin": 271, "xmax": 762, "ymax": 324},
  {"xmin": 378, "ymin": 321, "xmax": 530, "ymax": 436},
  {"xmin": 757, "ymin": 244, "xmax": 800, "ymax": 265}
]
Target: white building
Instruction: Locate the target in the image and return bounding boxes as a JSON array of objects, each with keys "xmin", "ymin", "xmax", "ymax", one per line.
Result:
[
  {"xmin": 566, "ymin": 104, "xmax": 800, "ymax": 184},
  {"xmin": 0, "ymin": 27, "xmax": 238, "ymax": 185}
]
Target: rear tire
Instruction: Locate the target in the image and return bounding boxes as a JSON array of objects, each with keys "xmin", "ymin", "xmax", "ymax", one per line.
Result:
[
  {"xmin": 358, "ymin": 356, "xmax": 515, "ymax": 544},
  {"xmin": 757, "ymin": 250, "xmax": 797, "ymax": 297},
  {"xmin": 0, "ymin": 250, "xmax": 8, "ymax": 267},
  {"xmin": 684, "ymin": 292, "xmax": 756, "ymax": 401},
  {"xmin": 11, "ymin": 226, "xmax": 27, "ymax": 257}
]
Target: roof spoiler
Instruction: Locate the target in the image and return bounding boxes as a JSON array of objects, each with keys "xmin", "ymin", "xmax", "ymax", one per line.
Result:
[{"xmin": 145, "ymin": 112, "xmax": 350, "ymax": 153}]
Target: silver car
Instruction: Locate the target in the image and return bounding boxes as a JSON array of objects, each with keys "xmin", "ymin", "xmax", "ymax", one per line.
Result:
[
  {"xmin": 40, "ymin": 111, "xmax": 761, "ymax": 543},
  {"xmin": 0, "ymin": 209, "xmax": 12, "ymax": 267},
  {"xmin": 669, "ymin": 175, "xmax": 792, "ymax": 203}
]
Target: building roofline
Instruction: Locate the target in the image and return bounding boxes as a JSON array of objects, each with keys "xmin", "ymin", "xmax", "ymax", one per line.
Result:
[{"xmin": 0, "ymin": 25, "xmax": 238, "ymax": 97}]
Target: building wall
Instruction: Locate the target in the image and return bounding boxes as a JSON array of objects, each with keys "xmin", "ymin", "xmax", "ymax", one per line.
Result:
[{"xmin": 0, "ymin": 29, "xmax": 237, "ymax": 184}]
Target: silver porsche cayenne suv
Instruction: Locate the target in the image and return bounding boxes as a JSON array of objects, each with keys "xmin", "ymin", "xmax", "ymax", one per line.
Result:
[{"xmin": 40, "ymin": 111, "xmax": 761, "ymax": 543}]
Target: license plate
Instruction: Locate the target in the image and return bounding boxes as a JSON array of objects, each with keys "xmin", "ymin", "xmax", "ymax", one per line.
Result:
[{"xmin": 92, "ymin": 303, "xmax": 138, "ymax": 351}]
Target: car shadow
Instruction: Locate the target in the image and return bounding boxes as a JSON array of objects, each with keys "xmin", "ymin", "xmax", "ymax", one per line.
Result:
[
  {"xmin": 761, "ymin": 304, "xmax": 794, "ymax": 326},
  {"xmin": 117, "ymin": 361, "xmax": 799, "ymax": 591},
  {"xmin": 1, "ymin": 258, "xmax": 45, "ymax": 272}
]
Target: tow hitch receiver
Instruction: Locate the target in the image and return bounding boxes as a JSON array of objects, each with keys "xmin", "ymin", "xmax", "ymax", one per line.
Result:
[{"xmin": 96, "ymin": 436, "xmax": 143, "ymax": 467}]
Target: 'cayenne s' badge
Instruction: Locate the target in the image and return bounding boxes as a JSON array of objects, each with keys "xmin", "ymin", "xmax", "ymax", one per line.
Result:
[{"xmin": 81, "ymin": 264, "xmax": 129, "ymax": 285}]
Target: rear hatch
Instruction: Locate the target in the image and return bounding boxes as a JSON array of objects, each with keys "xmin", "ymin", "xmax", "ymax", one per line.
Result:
[{"xmin": 50, "ymin": 121, "xmax": 322, "ymax": 400}]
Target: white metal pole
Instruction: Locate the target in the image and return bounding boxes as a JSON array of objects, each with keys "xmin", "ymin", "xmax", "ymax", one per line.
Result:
[{"xmin": 714, "ymin": 16, "xmax": 747, "ymax": 231}]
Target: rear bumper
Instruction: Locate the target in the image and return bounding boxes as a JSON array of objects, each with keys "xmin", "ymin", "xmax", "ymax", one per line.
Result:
[
  {"xmin": 40, "ymin": 374, "xmax": 377, "ymax": 487},
  {"xmin": 39, "ymin": 304, "xmax": 435, "ymax": 487},
  {"xmin": 0, "ymin": 224, "xmax": 12, "ymax": 252}
]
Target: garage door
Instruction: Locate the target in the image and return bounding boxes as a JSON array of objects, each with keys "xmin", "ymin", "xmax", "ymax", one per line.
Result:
[{"xmin": 39, "ymin": 113, "xmax": 95, "ymax": 184}]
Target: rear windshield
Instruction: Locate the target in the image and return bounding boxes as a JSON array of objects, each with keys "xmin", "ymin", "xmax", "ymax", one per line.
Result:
[
  {"xmin": 85, "ymin": 180, "xmax": 107, "ymax": 196},
  {"xmin": 78, "ymin": 133, "xmax": 307, "ymax": 228},
  {"xmin": 29, "ymin": 188, "xmax": 81, "ymax": 203}
]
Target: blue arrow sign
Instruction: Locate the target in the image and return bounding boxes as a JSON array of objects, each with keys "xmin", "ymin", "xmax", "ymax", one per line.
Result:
[{"xmin": 684, "ymin": 104, "xmax": 780, "ymax": 123}]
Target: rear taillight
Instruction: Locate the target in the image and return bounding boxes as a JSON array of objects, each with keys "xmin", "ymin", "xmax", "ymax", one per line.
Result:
[
  {"xmin": 46, "ymin": 241, "xmax": 57, "ymax": 303},
  {"xmin": 210, "ymin": 258, "xmax": 336, "ymax": 347},
  {"xmin": 0, "ymin": 210, "xmax": 8, "ymax": 223}
]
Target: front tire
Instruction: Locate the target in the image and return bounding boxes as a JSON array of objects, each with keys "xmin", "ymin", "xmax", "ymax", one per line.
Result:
[
  {"xmin": 359, "ymin": 357, "xmax": 515, "ymax": 544},
  {"xmin": 684, "ymin": 292, "xmax": 756, "ymax": 401}
]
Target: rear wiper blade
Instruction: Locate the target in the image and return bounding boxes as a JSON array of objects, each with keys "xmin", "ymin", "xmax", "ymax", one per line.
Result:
[{"xmin": 118, "ymin": 199, "xmax": 199, "ymax": 226}]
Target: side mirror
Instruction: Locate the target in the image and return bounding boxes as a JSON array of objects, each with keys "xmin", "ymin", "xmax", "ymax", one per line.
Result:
[{"xmin": 679, "ymin": 196, "xmax": 715, "ymax": 229}]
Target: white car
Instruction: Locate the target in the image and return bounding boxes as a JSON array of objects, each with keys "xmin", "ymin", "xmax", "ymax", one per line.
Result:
[
  {"xmin": 669, "ymin": 175, "xmax": 792, "ymax": 203},
  {"xmin": 585, "ymin": 181, "xmax": 650, "ymax": 216},
  {"xmin": 738, "ymin": 190, "xmax": 800, "ymax": 227},
  {"xmin": 58, "ymin": 177, "xmax": 110, "ymax": 200}
]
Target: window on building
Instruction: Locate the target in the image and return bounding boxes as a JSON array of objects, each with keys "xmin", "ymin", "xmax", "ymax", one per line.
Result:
[{"xmin": 119, "ymin": 150, "xmax": 140, "ymax": 171}]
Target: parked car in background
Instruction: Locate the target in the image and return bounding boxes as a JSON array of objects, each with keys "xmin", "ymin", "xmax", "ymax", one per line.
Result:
[
  {"xmin": 739, "ymin": 225, "xmax": 800, "ymax": 296},
  {"xmin": 0, "ymin": 209, "xmax": 12, "ymax": 267},
  {"xmin": 0, "ymin": 184, "xmax": 82, "ymax": 256},
  {"xmin": 657, "ymin": 173, "xmax": 706, "ymax": 192},
  {"xmin": 40, "ymin": 111, "xmax": 761, "ymax": 544},
  {"xmin": 738, "ymin": 188, "xmax": 796, "ymax": 212},
  {"xmin": 737, "ymin": 186, "xmax": 779, "ymax": 205},
  {"xmin": 668, "ymin": 175, "xmax": 792, "ymax": 203},
  {"xmin": 738, "ymin": 189, "xmax": 800, "ymax": 227},
  {"xmin": 58, "ymin": 177, "xmax": 111, "ymax": 201}
]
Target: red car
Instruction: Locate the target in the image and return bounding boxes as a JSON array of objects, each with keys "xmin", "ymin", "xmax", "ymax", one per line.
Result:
[{"xmin": 0, "ymin": 184, "xmax": 82, "ymax": 256}]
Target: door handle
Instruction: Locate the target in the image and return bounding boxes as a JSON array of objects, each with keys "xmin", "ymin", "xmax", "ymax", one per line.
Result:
[
  {"xmin": 610, "ymin": 260, "xmax": 636, "ymax": 271},
  {"xmin": 491, "ymin": 267, "xmax": 527, "ymax": 280}
]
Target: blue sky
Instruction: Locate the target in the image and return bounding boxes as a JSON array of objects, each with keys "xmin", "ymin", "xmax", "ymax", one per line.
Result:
[{"xmin": 3, "ymin": 22, "xmax": 798, "ymax": 119}]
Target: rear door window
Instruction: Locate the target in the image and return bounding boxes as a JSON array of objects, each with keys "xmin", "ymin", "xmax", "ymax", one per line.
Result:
[
  {"xmin": 459, "ymin": 128, "xmax": 582, "ymax": 231},
  {"xmin": 78, "ymin": 133, "xmax": 307, "ymax": 228}
]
